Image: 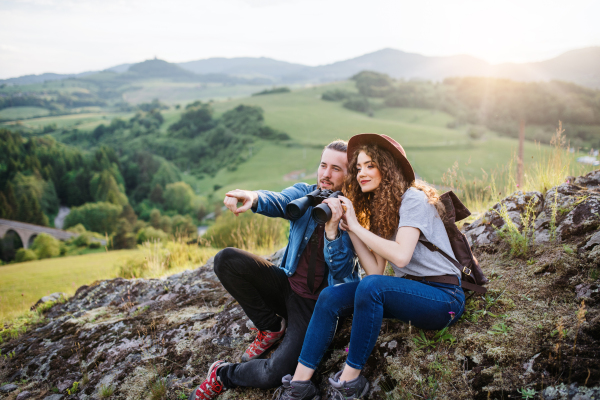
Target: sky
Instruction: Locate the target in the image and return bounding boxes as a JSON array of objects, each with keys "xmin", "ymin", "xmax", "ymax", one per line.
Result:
[{"xmin": 0, "ymin": 0, "xmax": 598, "ymax": 79}]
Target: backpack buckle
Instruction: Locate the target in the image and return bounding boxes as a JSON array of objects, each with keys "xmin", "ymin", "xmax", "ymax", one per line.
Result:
[{"xmin": 462, "ymin": 266, "xmax": 472, "ymax": 275}]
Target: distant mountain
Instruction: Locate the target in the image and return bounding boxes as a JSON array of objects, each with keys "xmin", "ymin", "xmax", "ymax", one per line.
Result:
[
  {"xmin": 126, "ymin": 59, "xmax": 197, "ymax": 79},
  {"xmin": 3, "ymin": 47, "xmax": 600, "ymax": 88},
  {"xmin": 178, "ymin": 57, "xmax": 306, "ymax": 79},
  {"xmin": 104, "ymin": 63, "xmax": 133, "ymax": 73},
  {"xmin": 490, "ymin": 47, "xmax": 600, "ymax": 88},
  {"xmin": 0, "ymin": 71, "xmax": 97, "ymax": 85},
  {"xmin": 287, "ymin": 48, "xmax": 491, "ymax": 83}
]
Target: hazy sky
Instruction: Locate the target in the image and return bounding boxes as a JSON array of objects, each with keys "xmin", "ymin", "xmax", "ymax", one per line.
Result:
[{"xmin": 1, "ymin": 0, "xmax": 598, "ymax": 79}]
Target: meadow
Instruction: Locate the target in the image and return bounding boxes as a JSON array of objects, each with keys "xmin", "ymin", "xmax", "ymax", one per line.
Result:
[
  {"xmin": 0, "ymin": 249, "xmax": 139, "ymax": 322},
  {"xmin": 1, "ymin": 80, "xmax": 595, "ymax": 325}
]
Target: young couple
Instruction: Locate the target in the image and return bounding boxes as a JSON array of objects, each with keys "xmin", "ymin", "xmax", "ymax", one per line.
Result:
[{"xmin": 189, "ymin": 134, "xmax": 466, "ymax": 400}]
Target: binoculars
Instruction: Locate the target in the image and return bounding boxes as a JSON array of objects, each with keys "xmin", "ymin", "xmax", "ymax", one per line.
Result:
[{"xmin": 285, "ymin": 189, "xmax": 343, "ymax": 224}]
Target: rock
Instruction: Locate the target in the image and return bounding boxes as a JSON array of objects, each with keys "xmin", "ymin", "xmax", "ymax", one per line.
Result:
[
  {"xmin": 589, "ymin": 246, "xmax": 600, "ymax": 261},
  {"xmin": 3, "ymin": 170, "xmax": 600, "ymax": 400},
  {"xmin": 44, "ymin": 395, "xmax": 64, "ymax": 400},
  {"xmin": 31, "ymin": 292, "xmax": 67, "ymax": 310},
  {"xmin": 16, "ymin": 391, "xmax": 32, "ymax": 400},
  {"xmin": 0, "ymin": 383, "xmax": 18, "ymax": 393},
  {"xmin": 582, "ymin": 230, "xmax": 600, "ymax": 251}
]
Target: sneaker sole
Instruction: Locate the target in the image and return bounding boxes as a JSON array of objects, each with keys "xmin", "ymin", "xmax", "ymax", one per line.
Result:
[{"xmin": 358, "ymin": 382, "xmax": 370, "ymax": 398}]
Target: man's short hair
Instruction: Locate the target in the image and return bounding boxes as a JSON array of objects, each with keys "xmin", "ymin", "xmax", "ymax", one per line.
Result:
[{"xmin": 323, "ymin": 139, "xmax": 348, "ymax": 154}]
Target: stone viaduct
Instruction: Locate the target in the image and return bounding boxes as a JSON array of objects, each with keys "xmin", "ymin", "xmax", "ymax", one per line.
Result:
[{"xmin": 0, "ymin": 219, "xmax": 78, "ymax": 249}]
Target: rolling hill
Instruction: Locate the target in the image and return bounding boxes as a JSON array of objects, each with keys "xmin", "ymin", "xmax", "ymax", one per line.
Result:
[{"xmin": 3, "ymin": 47, "xmax": 600, "ymax": 88}]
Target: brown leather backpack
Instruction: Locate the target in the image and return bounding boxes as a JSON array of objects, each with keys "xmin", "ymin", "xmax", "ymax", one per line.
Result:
[{"xmin": 419, "ymin": 191, "xmax": 488, "ymax": 295}]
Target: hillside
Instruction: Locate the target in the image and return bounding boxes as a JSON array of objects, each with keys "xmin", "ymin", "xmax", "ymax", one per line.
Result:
[
  {"xmin": 3, "ymin": 47, "xmax": 600, "ymax": 88},
  {"xmin": 0, "ymin": 170, "xmax": 598, "ymax": 399}
]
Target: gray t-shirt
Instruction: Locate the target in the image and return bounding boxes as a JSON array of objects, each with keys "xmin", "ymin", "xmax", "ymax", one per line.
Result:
[{"xmin": 390, "ymin": 188, "xmax": 460, "ymax": 279}]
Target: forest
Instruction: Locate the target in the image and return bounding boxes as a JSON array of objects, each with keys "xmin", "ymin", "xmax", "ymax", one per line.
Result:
[
  {"xmin": 323, "ymin": 72, "xmax": 600, "ymax": 148},
  {"xmin": 0, "ymin": 99, "xmax": 290, "ymax": 262}
]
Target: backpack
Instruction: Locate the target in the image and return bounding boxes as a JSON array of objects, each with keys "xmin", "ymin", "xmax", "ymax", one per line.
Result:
[{"xmin": 419, "ymin": 191, "xmax": 488, "ymax": 295}]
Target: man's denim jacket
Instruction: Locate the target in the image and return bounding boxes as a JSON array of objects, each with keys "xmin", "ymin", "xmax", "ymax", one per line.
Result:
[{"xmin": 253, "ymin": 183, "xmax": 360, "ymax": 286}]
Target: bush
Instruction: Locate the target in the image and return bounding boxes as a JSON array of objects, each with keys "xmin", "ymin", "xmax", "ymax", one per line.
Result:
[
  {"xmin": 31, "ymin": 233, "xmax": 61, "ymax": 259},
  {"xmin": 205, "ymin": 211, "xmax": 288, "ymax": 253},
  {"xmin": 15, "ymin": 248, "xmax": 38, "ymax": 263},
  {"xmin": 136, "ymin": 227, "xmax": 168, "ymax": 244},
  {"xmin": 343, "ymin": 97, "xmax": 371, "ymax": 113},
  {"xmin": 252, "ymin": 87, "xmax": 291, "ymax": 96},
  {"xmin": 115, "ymin": 239, "xmax": 218, "ymax": 278},
  {"xmin": 322, "ymin": 90, "xmax": 352, "ymax": 101},
  {"xmin": 164, "ymin": 182, "xmax": 195, "ymax": 214},
  {"xmin": 63, "ymin": 202, "xmax": 122, "ymax": 234}
]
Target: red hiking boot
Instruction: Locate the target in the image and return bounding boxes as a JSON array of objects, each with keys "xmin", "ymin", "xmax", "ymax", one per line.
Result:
[
  {"xmin": 188, "ymin": 360, "xmax": 229, "ymax": 400},
  {"xmin": 241, "ymin": 318, "xmax": 286, "ymax": 362}
]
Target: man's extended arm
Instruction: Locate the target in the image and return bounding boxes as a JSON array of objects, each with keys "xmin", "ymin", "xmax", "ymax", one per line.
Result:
[{"xmin": 224, "ymin": 183, "xmax": 312, "ymax": 219}]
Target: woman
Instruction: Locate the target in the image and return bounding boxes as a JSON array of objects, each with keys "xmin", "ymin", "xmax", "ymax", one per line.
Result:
[{"xmin": 274, "ymin": 133, "xmax": 466, "ymax": 400}]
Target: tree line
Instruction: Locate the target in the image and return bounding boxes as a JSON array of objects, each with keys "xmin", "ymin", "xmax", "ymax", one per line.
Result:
[{"xmin": 323, "ymin": 71, "xmax": 600, "ymax": 148}]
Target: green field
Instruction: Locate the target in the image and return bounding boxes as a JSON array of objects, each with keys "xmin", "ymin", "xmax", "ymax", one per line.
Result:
[
  {"xmin": 1, "ymin": 81, "xmax": 560, "ymax": 199},
  {"xmin": 195, "ymin": 82, "xmax": 552, "ymax": 198},
  {"xmin": 0, "ymin": 106, "xmax": 50, "ymax": 120},
  {"xmin": 0, "ymin": 250, "xmax": 140, "ymax": 323},
  {"xmin": 2, "ymin": 111, "xmax": 135, "ymax": 131}
]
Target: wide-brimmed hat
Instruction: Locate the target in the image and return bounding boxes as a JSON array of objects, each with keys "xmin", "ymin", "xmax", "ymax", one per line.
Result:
[{"xmin": 347, "ymin": 133, "xmax": 415, "ymax": 183}]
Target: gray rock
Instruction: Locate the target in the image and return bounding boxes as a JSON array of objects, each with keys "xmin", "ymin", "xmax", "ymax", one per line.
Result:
[
  {"xmin": 16, "ymin": 391, "xmax": 32, "ymax": 400},
  {"xmin": 44, "ymin": 395, "xmax": 64, "ymax": 400},
  {"xmin": 0, "ymin": 383, "xmax": 18, "ymax": 393},
  {"xmin": 583, "ymin": 230, "xmax": 600, "ymax": 251}
]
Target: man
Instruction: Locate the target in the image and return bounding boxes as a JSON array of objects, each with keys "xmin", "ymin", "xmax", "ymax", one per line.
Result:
[{"xmin": 190, "ymin": 140, "xmax": 360, "ymax": 400}]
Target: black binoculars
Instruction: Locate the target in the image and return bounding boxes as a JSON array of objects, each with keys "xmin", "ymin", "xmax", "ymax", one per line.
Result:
[{"xmin": 285, "ymin": 189, "xmax": 343, "ymax": 224}]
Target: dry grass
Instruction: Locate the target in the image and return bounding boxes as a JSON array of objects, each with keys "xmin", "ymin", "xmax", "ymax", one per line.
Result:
[
  {"xmin": 442, "ymin": 121, "xmax": 596, "ymax": 219},
  {"xmin": 115, "ymin": 237, "xmax": 219, "ymax": 279}
]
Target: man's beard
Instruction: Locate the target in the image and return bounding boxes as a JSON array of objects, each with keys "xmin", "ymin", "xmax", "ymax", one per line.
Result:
[{"xmin": 318, "ymin": 179, "xmax": 343, "ymax": 192}]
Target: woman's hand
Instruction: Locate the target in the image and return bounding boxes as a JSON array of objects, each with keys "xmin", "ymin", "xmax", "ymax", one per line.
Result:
[{"xmin": 338, "ymin": 196, "xmax": 359, "ymax": 232}]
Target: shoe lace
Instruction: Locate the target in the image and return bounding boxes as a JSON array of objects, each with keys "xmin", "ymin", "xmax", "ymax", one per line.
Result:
[
  {"xmin": 247, "ymin": 330, "xmax": 270, "ymax": 354},
  {"xmin": 197, "ymin": 378, "xmax": 223, "ymax": 399},
  {"xmin": 272, "ymin": 384, "xmax": 299, "ymax": 400}
]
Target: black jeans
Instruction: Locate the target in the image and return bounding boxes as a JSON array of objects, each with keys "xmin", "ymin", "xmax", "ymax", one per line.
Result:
[{"xmin": 213, "ymin": 247, "xmax": 317, "ymax": 389}]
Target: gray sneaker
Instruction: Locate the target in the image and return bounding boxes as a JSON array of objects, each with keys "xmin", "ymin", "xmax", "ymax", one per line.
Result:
[
  {"xmin": 273, "ymin": 374, "xmax": 321, "ymax": 400},
  {"xmin": 327, "ymin": 371, "xmax": 369, "ymax": 399}
]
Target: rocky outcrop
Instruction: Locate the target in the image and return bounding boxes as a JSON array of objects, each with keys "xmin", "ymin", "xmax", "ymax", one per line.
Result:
[
  {"xmin": 464, "ymin": 170, "xmax": 600, "ymax": 247},
  {"xmin": 1, "ymin": 172, "xmax": 599, "ymax": 399}
]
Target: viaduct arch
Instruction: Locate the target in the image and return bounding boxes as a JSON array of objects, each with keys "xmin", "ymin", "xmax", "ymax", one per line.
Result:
[{"xmin": 0, "ymin": 219, "xmax": 77, "ymax": 249}]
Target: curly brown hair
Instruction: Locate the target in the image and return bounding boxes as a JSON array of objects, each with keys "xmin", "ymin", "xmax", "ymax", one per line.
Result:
[{"xmin": 344, "ymin": 144, "xmax": 445, "ymax": 239}]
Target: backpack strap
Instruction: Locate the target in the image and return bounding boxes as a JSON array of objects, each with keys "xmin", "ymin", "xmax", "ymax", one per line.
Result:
[{"xmin": 419, "ymin": 239, "xmax": 487, "ymax": 294}]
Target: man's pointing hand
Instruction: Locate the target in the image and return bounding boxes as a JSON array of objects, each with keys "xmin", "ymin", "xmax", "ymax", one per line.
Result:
[{"xmin": 224, "ymin": 189, "xmax": 258, "ymax": 216}]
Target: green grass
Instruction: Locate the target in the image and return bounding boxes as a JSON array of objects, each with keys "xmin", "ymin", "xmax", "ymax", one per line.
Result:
[
  {"xmin": 0, "ymin": 249, "xmax": 139, "ymax": 323},
  {"xmin": 121, "ymin": 79, "xmax": 277, "ymax": 105},
  {"xmin": 1, "ymin": 111, "xmax": 135, "ymax": 131},
  {"xmin": 197, "ymin": 82, "xmax": 553, "ymax": 198},
  {"xmin": 0, "ymin": 106, "xmax": 50, "ymax": 120}
]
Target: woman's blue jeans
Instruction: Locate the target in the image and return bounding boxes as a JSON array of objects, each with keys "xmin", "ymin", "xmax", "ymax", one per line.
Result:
[{"xmin": 298, "ymin": 275, "xmax": 465, "ymax": 370}]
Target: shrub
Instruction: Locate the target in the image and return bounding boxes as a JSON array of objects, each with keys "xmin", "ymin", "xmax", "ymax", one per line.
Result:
[
  {"xmin": 205, "ymin": 211, "xmax": 288, "ymax": 254},
  {"xmin": 164, "ymin": 182, "xmax": 195, "ymax": 214},
  {"xmin": 15, "ymin": 248, "xmax": 38, "ymax": 263},
  {"xmin": 31, "ymin": 233, "xmax": 61, "ymax": 259},
  {"xmin": 63, "ymin": 202, "xmax": 122, "ymax": 234},
  {"xmin": 343, "ymin": 97, "xmax": 371, "ymax": 113},
  {"xmin": 322, "ymin": 90, "xmax": 352, "ymax": 101},
  {"xmin": 115, "ymin": 239, "xmax": 218, "ymax": 278},
  {"xmin": 136, "ymin": 227, "xmax": 168, "ymax": 244}
]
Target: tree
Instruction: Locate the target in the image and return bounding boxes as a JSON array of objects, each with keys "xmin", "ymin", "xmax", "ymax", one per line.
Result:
[
  {"xmin": 113, "ymin": 218, "xmax": 136, "ymax": 249},
  {"xmin": 149, "ymin": 184, "xmax": 164, "ymax": 204},
  {"xmin": 164, "ymin": 182, "xmax": 195, "ymax": 215},
  {"xmin": 150, "ymin": 208, "xmax": 161, "ymax": 229},
  {"xmin": 159, "ymin": 215, "xmax": 172, "ymax": 235},
  {"xmin": 63, "ymin": 202, "xmax": 122, "ymax": 234}
]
